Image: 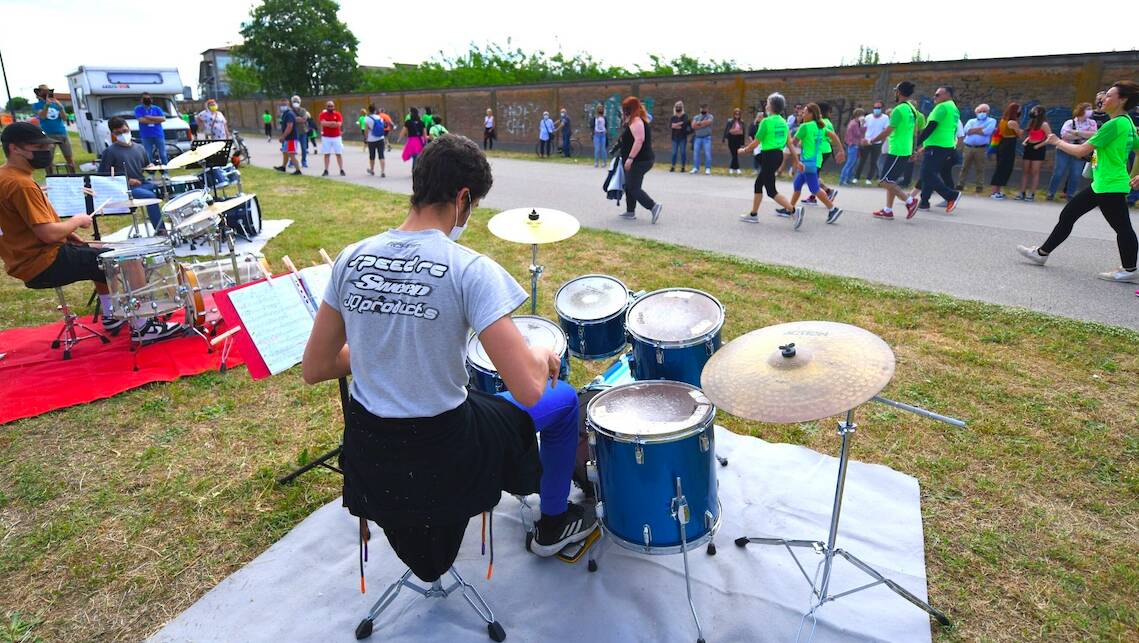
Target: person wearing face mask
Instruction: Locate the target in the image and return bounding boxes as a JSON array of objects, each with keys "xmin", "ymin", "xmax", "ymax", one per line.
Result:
[
  {"xmin": 195, "ymin": 99, "xmax": 229, "ymax": 141},
  {"xmin": 552, "ymin": 107, "xmax": 572, "ymax": 157},
  {"xmin": 857, "ymin": 101, "xmax": 889, "ymax": 184},
  {"xmin": 318, "ymin": 100, "xmax": 345, "ymax": 177},
  {"xmin": 302, "ymin": 135, "xmax": 595, "ymax": 576},
  {"xmin": 289, "ymin": 96, "xmax": 312, "ymax": 169},
  {"xmin": 31, "ymin": 84, "xmax": 76, "ymax": 174},
  {"xmin": 669, "ymin": 101, "xmax": 690, "ymax": 172},
  {"xmin": 1015, "ymin": 106, "xmax": 1052, "ymax": 201},
  {"xmin": 133, "ymin": 92, "xmax": 169, "ymax": 168},
  {"xmin": 959, "ymin": 103, "xmax": 996, "ymax": 193},
  {"xmin": 869, "ymin": 81, "xmax": 921, "ymax": 220},
  {"xmin": 0, "ymin": 122, "xmax": 178, "ymax": 343},
  {"xmin": 690, "ymin": 104, "xmax": 714, "ymax": 174},
  {"xmin": 273, "ymin": 98, "xmax": 302, "ymax": 175},
  {"xmin": 537, "ymin": 111, "xmax": 555, "ymax": 158},
  {"xmin": 97, "ymin": 117, "xmax": 164, "ymax": 233},
  {"xmin": 839, "ymin": 108, "xmax": 865, "ymax": 185},
  {"xmin": 1046, "ymin": 102, "xmax": 1098, "ymax": 201}
]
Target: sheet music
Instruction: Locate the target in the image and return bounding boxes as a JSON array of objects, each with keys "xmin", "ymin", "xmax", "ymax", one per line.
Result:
[
  {"xmin": 44, "ymin": 176, "xmax": 89, "ymax": 218},
  {"xmin": 227, "ymin": 275, "xmax": 314, "ymax": 375},
  {"xmin": 88, "ymin": 175, "xmax": 131, "ymax": 215},
  {"xmin": 297, "ymin": 264, "xmax": 333, "ymax": 314}
]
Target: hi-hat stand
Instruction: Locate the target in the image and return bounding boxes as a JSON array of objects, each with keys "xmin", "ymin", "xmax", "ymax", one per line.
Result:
[{"xmin": 736, "ymin": 400, "xmax": 964, "ymax": 640}]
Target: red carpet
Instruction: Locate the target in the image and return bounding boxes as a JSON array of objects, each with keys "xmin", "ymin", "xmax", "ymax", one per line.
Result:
[{"xmin": 0, "ymin": 312, "xmax": 244, "ymax": 425}]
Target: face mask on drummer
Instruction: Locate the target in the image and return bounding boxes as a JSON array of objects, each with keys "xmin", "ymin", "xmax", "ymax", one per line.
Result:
[
  {"xmin": 449, "ymin": 191, "xmax": 471, "ymax": 242},
  {"xmin": 115, "ymin": 130, "xmax": 131, "ymax": 145}
]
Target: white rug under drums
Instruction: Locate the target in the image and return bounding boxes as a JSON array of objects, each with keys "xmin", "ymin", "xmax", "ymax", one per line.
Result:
[
  {"xmin": 101, "ymin": 219, "xmax": 293, "ymax": 258},
  {"xmin": 149, "ymin": 427, "xmax": 935, "ymax": 643}
]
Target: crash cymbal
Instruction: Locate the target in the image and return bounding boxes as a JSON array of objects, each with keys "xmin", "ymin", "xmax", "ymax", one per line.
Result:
[
  {"xmin": 487, "ymin": 207, "xmax": 580, "ymax": 245},
  {"xmin": 700, "ymin": 321, "xmax": 895, "ymax": 424},
  {"xmin": 200, "ymin": 192, "xmax": 256, "ymax": 216},
  {"xmin": 166, "ymin": 141, "xmax": 227, "ymax": 169},
  {"xmin": 143, "ymin": 164, "xmax": 170, "ymax": 172},
  {"xmin": 103, "ymin": 198, "xmax": 163, "ymax": 210}
]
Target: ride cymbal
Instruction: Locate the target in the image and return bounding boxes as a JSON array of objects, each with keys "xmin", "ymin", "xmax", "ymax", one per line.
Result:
[
  {"xmin": 198, "ymin": 193, "xmax": 257, "ymax": 217},
  {"xmin": 166, "ymin": 141, "xmax": 227, "ymax": 169},
  {"xmin": 700, "ymin": 321, "xmax": 895, "ymax": 424},
  {"xmin": 487, "ymin": 207, "xmax": 580, "ymax": 245}
]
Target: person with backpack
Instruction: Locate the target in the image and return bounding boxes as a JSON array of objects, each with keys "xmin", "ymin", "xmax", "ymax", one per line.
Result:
[
  {"xmin": 428, "ymin": 116, "xmax": 449, "ymax": 140},
  {"xmin": 364, "ymin": 105, "xmax": 387, "ymax": 177},
  {"xmin": 1018, "ymin": 80, "xmax": 1139, "ymax": 284},
  {"xmin": 784, "ymin": 102, "xmax": 845, "ymax": 229}
]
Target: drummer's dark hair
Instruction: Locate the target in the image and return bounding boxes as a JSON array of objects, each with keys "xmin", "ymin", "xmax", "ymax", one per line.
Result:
[
  {"xmin": 108, "ymin": 116, "xmax": 127, "ymax": 131},
  {"xmin": 411, "ymin": 134, "xmax": 493, "ymax": 208}
]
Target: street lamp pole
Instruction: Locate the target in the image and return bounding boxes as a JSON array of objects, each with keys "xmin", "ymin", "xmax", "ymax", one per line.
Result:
[{"xmin": 0, "ymin": 49, "xmax": 12, "ymax": 110}]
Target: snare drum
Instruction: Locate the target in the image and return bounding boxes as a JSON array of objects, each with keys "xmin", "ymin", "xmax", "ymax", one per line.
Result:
[
  {"xmin": 587, "ymin": 380, "xmax": 720, "ymax": 553},
  {"xmin": 555, "ymin": 274, "xmax": 630, "ymax": 360},
  {"xmin": 162, "ymin": 189, "xmax": 210, "ymax": 231},
  {"xmin": 173, "ymin": 210, "xmax": 221, "ymax": 240},
  {"xmin": 167, "ymin": 175, "xmax": 203, "ymax": 196},
  {"xmin": 466, "ymin": 315, "xmax": 570, "ymax": 394},
  {"xmin": 625, "ymin": 288, "xmax": 724, "ymax": 387},
  {"xmin": 98, "ymin": 244, "xmax": 186, "ymax": 319}
]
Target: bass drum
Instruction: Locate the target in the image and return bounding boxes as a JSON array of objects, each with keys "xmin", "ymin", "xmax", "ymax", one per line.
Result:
[{"xmin": 224, "ymin": 194, "xmax": 262, "ymax": 241}]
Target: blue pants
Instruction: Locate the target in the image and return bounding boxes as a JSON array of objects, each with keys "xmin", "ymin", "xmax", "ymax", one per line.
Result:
[
  {"xmin": 1047, "ymin": 149, "xmax": 1084, "ymax": 198},
  {"xmin": 299, "ymin": 135, "xmax": 309, "ymax": 166},
  {"xmin": 692, "ymin": 137, "xmax": 712, "ymax": 170},
  {"xmin": 839, "ymin": 144, "xmax": 860, "ymax": 184},
  {"xmin": 498, "ymin": 379, "xmax": 578, "ymax": 516},
  {"xmin": 593, "ymin": 132, "xmax": 606, "ymax": 166},
  {"xmin": 793, "ymin": 169, "xmax": 821, "ymax": 195},
  {"xmin": 140, "ymin": 136, "xmax": 168, "ymax": 166},
  {"xmin": 131, "ymin": 182, "xmax": 163, "ymax": 229},
  {"xmin": 562, "ymin": 132, "xmax": 572, "ymax": 157},
  {"xmin": 671, "ymin": 137, "xmax": 688, "ymax": 168},
  {"xmin": 920, "ymin": 147, "xmax": 960, "ymax": 205}
]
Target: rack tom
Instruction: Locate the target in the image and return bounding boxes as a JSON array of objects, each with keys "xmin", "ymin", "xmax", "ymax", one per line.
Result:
[
  {"xmin": 625, "ymin": 288, "xmax": 724, "ymax": 387},
  {"xmin": 555, "ymin": 274, "xmax": 630, "ymax": 360},
  {"xmin": 466, "ymin": 315, "xmax": 570, "ymax": 394}
]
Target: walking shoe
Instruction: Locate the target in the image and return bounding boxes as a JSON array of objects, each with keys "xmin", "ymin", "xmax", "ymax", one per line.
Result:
[
  {"xmin": 975, "ymin": 186, "xmax": 984, "ymax": 193},
  {"xmin": 826, "ymin": 207, "xmax": 843, "ymax": 224},
  {"xmin": 680, "ymin": 166, "xmax": 686, "ymax": 173},
  {"xmin": 339, "ymin": 169, "xmax": 346, "ymax": 176},
  {"xmin": 864, "ymin": 179, "xmax": 872, "ymax": 186},
  {"xmin": 321, "ymin": 169, "xmax": 329, "ymax": 176},
  {"xmin": 774, "ymin": 208, "xmax": 793, "ymax": 218},
  {"xmin": 934, "ymin": 200, "xmax": 948, "ymax": 208},
  {"xmin": 301, "ymin": 162, "xmax": 308, "ymax": 168},
  {"xmin": 380, "ymin": 172, "xmax": 385, "ymax": 178},
  {"xmin": 792, "ymin": 206, "xmax": 805, "ymax": 230},
  {"xmin": 739, "ymin": 213, "xmax": 759, "ymax": 223},
  {"xmin": 945, "ymin": 199, "xmax": 958, "ymax": 214},
  {"xmin": 689, "ymin": 168, "xmax": 698, "ymax": 174},
  {"xmin": 366, "ymin": 168, "xmax": 374, "ymax": 176},
  {"xmin": 273, "ymin": 165, "xmax": 286, "ymax": 172},
  {"xmin": 826, "ymin": 188, "xmax": 838, "ymax": 201},
  {"xmin": 872, "ymin": 209, "xmax": 895, "ymax": 220},
  {"xmin": 1014, "ymin": 192, "xmax": 1026, "ymax": 201},
  {"xmin": 651, "ymin": 203, "xmax": 663, "ymax": 224},
  {"xmin": 528, "ymin": 502, "xmax": 599, "ymax": 557},
  {"xmin": 991, "ymin": 192, "xmax": 1005, "ymax": 199},
  {"xmin": 803, "ymin": 195, "xmax": 818, "ymax": 205},
  {"xmin": 291, "ymin": 169, "xmax": 302, "ymax": 175},
  {"xmin": 906, "ymin": 199, "xmax": 920, "ymax": 219},
  {"xmin": 1026, "ymin": 193, "xmax": 1035, "ymax": 202},
  {"xmin": 101, "ymin": 316, "xmax": 126, "ymax": 333},
  {"xmin": 1096, "ymin": 267, "xmax": 1139, "ymax": 283},
  {"xmin": 619, "ymin": 212, "xmax": 636, "ymax": 219},
  {"xmin": 1045, "ymin": 193, "xmax": 1054, "ymax": 201},
  {"xmin": 670, "ymin": 166, "xmax": 675, "ymax": 172},
  {"xmin": 1016, "ymin": 245, "xmax": 1049, "ymax": 265},
  {"xmin": 132, "ymin": 320, "xmax": 183, "ymax": 345},
  {"xmin": 917, "ymin": 202, "xmax": 931, "ymax": 211},
  {"xmin": 705, "ymin": 168, "xmax": 711, "ymax": 175}
]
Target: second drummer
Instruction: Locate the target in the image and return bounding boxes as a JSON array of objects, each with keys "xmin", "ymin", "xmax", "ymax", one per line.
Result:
[
  {"xmin": 98, "ymin": 117, "xmax": 165, "ymax": 234},
  {"xmin": 302, "ymin": 134, "xmax": 598, "ymax": 580}
]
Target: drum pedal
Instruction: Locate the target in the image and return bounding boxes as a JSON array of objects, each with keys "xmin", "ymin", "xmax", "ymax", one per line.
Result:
[{"xmin": 555, "ymin": 527, "xmax": 600, "ymax": 564}]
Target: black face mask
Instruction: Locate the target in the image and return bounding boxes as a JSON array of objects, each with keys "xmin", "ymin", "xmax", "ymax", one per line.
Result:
[
  {"xmin": 28, "ymin": 149, "xmax": 54, "ymax": 169},
  {"xmin": 142, "ymin": 98, "xmax": 152, "ymax": 106}
]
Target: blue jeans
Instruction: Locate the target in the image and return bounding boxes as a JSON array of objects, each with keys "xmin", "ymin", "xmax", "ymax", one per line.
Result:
[
  {"xmin": 1047, "ymin": 149, "xmax": 1083, "ymax": 198},
  {"xmin": 671, "ymin": 137, "xmax": 688, "ymax": 168},
  {"xmin": 498, "ymin": 379, "xmax": 579, "ymax": 515},
  {"xmin": 692, "ymin": 136, "xmax": 712, "ymax": 170},
  {"xmin": 130, "ymin": 182, "xmax": 163, "ymax": 229},
  {"xmin": 593, "ymin": 132, "xmax": 606, "ymax": 166},
  {"xmin": 562, "ymin": 132, "xmax": 572, "ymax": 157},
  {"xmin": 140, "ymin": 136, "xmax": 168, "ymax": 166},
  {"xmin": 299, "ymin": 135, "xmax": 309, "ymax": 166},
  {"xmin": 919, "ymin": 147, "xmax": 960, "ymax": 205},
  {"xmin": 839, "ymin": 144, "xmax": 860, "ymax": 184}
]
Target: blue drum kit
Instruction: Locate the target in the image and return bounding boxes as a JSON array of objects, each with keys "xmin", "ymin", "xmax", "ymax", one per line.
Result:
[{"xmin": 478, "ymin": 208, "xmax": 965, "ymax": 643}]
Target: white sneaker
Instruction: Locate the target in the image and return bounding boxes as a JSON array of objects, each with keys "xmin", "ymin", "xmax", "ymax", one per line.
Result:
[
  {"xmin": 132, "ymin": 320, "xmax": 184, "ymax": 345},
  {"xmin": 689, "ymin": 168, "xmax": 698, "ymax": 174},
  {"xmin": 651, "ymin": 203, "xmax": 663, "ymax": 224},
  {"xmin": 864, "ymin": 179, "xmax": 872, "ymax": 186},
  {"xmin": 1097, "ymin": 267, "xmax": 1139, "ymax": 283},
  {"xmin": 739, "ymin": 213, "xmax": 759, "ymax": 223},
  {"xmin": 705, "ymin": 168, "xmax": 712, "ymax": 175},
  {"xmin": 792, "ymin": 206, "xmax": 805, "ymax": 230},
  {"xmin": 1016, "ymin": 245, "xmax": 1048, "ymax": 265}
]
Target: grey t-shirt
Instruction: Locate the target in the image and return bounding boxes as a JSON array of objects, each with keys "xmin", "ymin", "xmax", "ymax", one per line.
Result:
[
  {"xmin": 691, "ymin": 113, "xmax": 714, "ymax": 138},
  {"xmin": 97, "ymin": 142, "xmax": 152, "ymax": 181},
  {"xmin": 324, "ymin": 228, "xmax": 528, "ymax": 418}
]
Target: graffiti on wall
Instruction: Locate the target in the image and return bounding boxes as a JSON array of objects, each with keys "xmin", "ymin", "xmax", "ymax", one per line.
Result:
[{"xmin": 500, "ymin": 102, "xmax": 542, "ymax": 136}]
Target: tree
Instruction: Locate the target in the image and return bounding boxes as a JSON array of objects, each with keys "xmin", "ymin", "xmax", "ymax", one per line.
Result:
[
  {"xmin": 856, "ymin": 46, "xmax": 880, "ymax": 66},
  {"xmin": 4, "ymin": 96, "xmax": 30, "ymax": 114},
  {"xmin": 237, "ymin": 0, "xmax": 359, "ymax": 96},
  {"xmin": 226, "ymin": 61, "xmax": 262, "ymax": 99}
]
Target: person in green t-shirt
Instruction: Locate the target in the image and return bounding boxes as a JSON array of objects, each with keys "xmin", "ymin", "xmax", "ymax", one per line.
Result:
[
  {"xmin": 801, "ymin": 103, "xmax": 839, "ymax": 206},
  {"xmin": 868, "ymin": 81, "xmax": 921, "ymax": 220},
  {"xmin": 737, "ymin": 92, "xmax": 797, "ymax": 222},
  {"xmin": 915, "ymin": 86, "xmax": 963, "ymax": 212},
  {"xmin": 1018, "ymin": 80, "xmax": 1139, "ymax": 283},
  {"xmin": 783, "ymin": 103, "xmax": 846, "ymax": 229},
  {"xmin": 263, "ymin": 110, "xmax": 273, "ymax": 141}
]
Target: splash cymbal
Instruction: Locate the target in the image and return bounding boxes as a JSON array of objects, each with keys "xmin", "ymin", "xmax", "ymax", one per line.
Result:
[
  {"xmin": 700, "ymin": 321, "xmax": 895, "ymax": 424},
  {"xmin": 166, "ymin": 141, "xmax": 227, "ymax": 169},
  {"xmin": 488, "ymin": 207, "xmax": 580, "ymax": 245}
]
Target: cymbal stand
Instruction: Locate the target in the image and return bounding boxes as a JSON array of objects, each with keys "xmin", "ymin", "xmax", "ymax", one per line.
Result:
[
  {"xmin": 735, "ymin": 408, "xmax": 954, "ymax": 640},
  {"xmin": 528, "ymin": 244, "xmax": 542, "ymax": 315}
]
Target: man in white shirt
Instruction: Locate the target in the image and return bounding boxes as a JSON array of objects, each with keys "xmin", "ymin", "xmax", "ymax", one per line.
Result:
[
  {"xmin": 858, "ymin": 101, "xmax": 889, "ymax": 183},
  {"xmin": 959, "ymin": 103, "xmax": 996, "ymax": 193}
]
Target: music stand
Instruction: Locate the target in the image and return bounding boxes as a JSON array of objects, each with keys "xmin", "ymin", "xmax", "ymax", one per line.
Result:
[{"xmin": 188, "ymin": 138, "xmax": 233, "ymax": 169}]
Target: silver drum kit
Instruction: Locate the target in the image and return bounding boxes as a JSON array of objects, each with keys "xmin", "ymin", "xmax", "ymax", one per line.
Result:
[{"xmin": 479, "ymin": 207, "xmax": 965, "ymax": 642}]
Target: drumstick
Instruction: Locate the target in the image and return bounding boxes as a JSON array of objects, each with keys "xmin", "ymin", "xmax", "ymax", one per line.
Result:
[
  {"xmin": 281, "ymin": 255, "xmax": 298, "ymax": 274},
  {"xmin": 319, "ymin": 248, "xmax": 333, "ymax": 265},
  {"xmin": 91, "ymin": 197, "xmax": 113, "ymax": 216},
  {"xmin": 210, "ymin": 325, "xmax": 242, "ymax": 346},
  {"xmin": 257, "ymin": 260, "xmax": 274, "ymax": 285}
]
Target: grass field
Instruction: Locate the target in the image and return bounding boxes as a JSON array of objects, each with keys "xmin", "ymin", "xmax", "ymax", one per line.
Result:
[{"xmin": 1, "ymin": 151, "xmax": 1137, "ymax": 642}]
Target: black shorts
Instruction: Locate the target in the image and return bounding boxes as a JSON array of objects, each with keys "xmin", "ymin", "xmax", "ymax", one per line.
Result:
[
  {"xmin": 820, "ymin": 151, "xmax": 832, "ymax": 170},
  {"xmin": 1023, "ymin": 142, "xmax": 1047, "ymax": 161},
  {"xmin": 24, "ymin": 244, "xmax": 108, "ymax": 289},
  {"xmin": 367, "ymin": 139, "xmax": 385, "ymax": 160},
  {"xmin": 880, "ymin": 154, "xmax": 911, "ymax": 185}
]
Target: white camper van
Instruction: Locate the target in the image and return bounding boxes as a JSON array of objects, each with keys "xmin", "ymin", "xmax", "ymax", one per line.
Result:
[{"xmin": 66, "ymin": 66, "xmax": 192, "ymax": 158}]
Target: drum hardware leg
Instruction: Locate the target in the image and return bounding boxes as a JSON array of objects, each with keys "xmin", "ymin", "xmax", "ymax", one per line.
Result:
[
  {"xmin": 715, "ymin": 455, "xmax": 728, "ymax": 467},
  {"xmin": 705, "ymin": 511, "xmax": 717, "ymax": 556},
  {"xmin": 871, "ymin": 396, "xmax": 967, "ymax": 428},
  {"xmin": 528, "ymin": 244, "xmax": 543, "ymax": 316},
  {"xmin": 355, "ymin": 565, "xmax": 504, "ymax": 641},
  {"xmin": 276, "ymin": 444, "xmax": 343, "ymax": 484},
  {"xmin": 671, "ymin": 476, "xmax": 706, "ymax": 643},
  {"xmin": 225, "ymin": 228, "xmax": 242, "ymax": 285},
  {"xmin": 734, "ymin": 409, "xmax": 953, "ymax": 628},
  {"xmin": 586, "ymin": 526, "xmax": 608, "ymax": 572},
  {"xmin": 50, "ymin": 287, "xmax": 110, "ymax": 360}
]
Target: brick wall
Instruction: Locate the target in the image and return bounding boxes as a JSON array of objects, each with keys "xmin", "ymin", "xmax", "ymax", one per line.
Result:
[{"xmin": 192, "ymin": 51, "xmax": 1138, "ymax": 173}]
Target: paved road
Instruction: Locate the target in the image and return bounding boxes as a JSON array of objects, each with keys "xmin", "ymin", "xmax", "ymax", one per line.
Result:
[{"xmin": 244, "ymin": 137, "xmax": 1138, "ymax": 329}]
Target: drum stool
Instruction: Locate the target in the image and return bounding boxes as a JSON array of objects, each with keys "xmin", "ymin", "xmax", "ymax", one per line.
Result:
[{"xmin": 45, "ymin": 286, "xmax": 110, "ymax": 359}]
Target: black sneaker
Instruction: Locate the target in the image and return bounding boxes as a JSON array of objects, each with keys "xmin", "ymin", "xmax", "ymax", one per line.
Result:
[
  {"xmin": 321, "ymin": 169, "xmax": 329, "ymax": 176},
  {"xmin": 102, "ymin": 316, "xmax": 126, "ymax": 333},
  {"xmin": 339, "ymin": 169, "xmax": 346, "ymax": 176},
  {"xmin": 273, "ymin": 166, "xmax": 286, "ymax": 172},
  {"xmin": 132, "ymin": 320, "xmax": 183, "ymax": 345},
  {"xmin": 291, "ymin": 169, "xmax": 303, "ymax": 175},
  {"xmin": 826, "ymin": 207, "xmax": 843, "ymax": 224},
  {"xmin": 528, "ymin": 502, "xmax": 598, "ymax": 558}
]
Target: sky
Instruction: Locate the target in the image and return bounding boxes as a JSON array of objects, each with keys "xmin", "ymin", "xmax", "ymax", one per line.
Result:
[{"xmin": 4, "ymin": 0, "xmax": 1138, "ymax": 103}]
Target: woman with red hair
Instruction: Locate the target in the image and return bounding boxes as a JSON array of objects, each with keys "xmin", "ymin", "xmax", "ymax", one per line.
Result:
[{"xmin": 617, "ymin": 96, "xmax": 663, "ymax": 223}]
